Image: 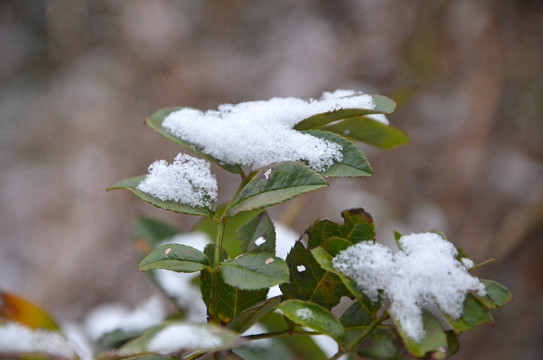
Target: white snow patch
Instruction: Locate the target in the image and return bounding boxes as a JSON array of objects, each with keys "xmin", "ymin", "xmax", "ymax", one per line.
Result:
[
  {"xmin": 297, "ymin": 265, "xmax": 306, "ymax": 272},
  {"xmin": 332, "ymin": 232, "xmax": 486, "ymax": 342},
  {"xmin": 147, "ymin": 324, "xmax": 224, "ymax": 353},
  {"xmin": 365, "ymin": 113, "xmax": 389, "ymax": 125},
  {"xmin": 296, "ymin": 308, "xmax": 314, "ymax": 320},
  {"xmin": 163, "ymin": 90, "xmax": 376, "ymax": 171},
  {"xmin": 254, "ymin": 237, "xmax": 266, "ymax": 246},
  {"xmin": 84, "ymin": 296, "xmax": 165, "ymax": 341},
  {"xmin": 268, "ymin": 285, "xmax": 283, "ymax": 298},
  {"xmin": 0, "ymin": 322, "xmax": 77, "ymax": 358},
  {"xmin": 312, "ymin": 334, "xmax": 340, "ymax": 358},
  {"xmin": 461, "ymin": 257, "xmax": 474, "ymax": 269},
  {"xmin": 274, "ymin": 222, "xmax": 299, "ymax": 260},
  {"xmin": 137, "ymin": 153, "xmax": 217, "ymax": 208}
]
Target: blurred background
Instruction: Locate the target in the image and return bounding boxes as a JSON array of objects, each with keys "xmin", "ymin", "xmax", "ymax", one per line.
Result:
[{"xmin": 1, "ymin": 0, "xmax": 542, "ymax": 358}]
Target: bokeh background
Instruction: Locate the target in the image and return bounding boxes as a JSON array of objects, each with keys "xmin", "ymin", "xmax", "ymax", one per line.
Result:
[{"xmin": 1, "ymin": 0, "xmax": 542, "ymax": 358}]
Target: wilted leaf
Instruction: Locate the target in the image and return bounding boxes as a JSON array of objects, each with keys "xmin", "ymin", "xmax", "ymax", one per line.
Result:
[
  {"xmin": 225, "ymin": 162, "xmax": 327, "ymax": 218},
  {"xmin": 139, "ymin": 244, "xmax": 210, "ymax": 272},
  {"xmin": 108, "ymin": 176, "xmax": 214, "ymax": 218},
  {"xmin": 220, "ymin": 253, "xmax": 289, "ymax": 290},
  {"xmin": 278, "ymin": 300, "xmax": 345, "ymax": 342},
  {"xmin": 303, "ymin": 130, "xmax": 372, "ymax": 178},
  {"xmin": 280, "ymin": 242, "xmax": 349, "ymax": 310},
  {"xmin": 146, "ymin": 107, "xmax": 242, "ymax": 174},
  {"xmin": 0, "ymin": 292, "xmax": 59, "ymax": 331}
]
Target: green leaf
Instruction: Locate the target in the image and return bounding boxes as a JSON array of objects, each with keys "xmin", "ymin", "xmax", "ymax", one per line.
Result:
[
  {"xmin": 227, "ymin": 297, "xmax": 282, "ymax": 333},
  {"xmin": 220, "ymin": 253, "xmax": 289, "ymax": 290},
  {"xmin": 293, "ymin": 94, "xmax": 396, "ymax": 131},
  {"xmin": 303, "ymin": 130, "xmax": 372, "ymax": 178},
  {"xmin": 311, "ymin": 244, "xmax": 380, "ymax": 316},
  {"xmin": 339, "ymin": 301, "xmax": 372, "ymax": 328},
  {"xmin": 200, "ymin": 268, "xmax": 268, "ymax": 323},
  {"xmin": 123, "ymin": 356, "xmax": 173, "ymax": 360},
  {"xmin": 353, "ymin": 327, "xmax": 401, "ymax": 360},
  {"xmin": 132, "ymin": 216, "xmax": 181, "ymax": 258},
  {"xmin": 146, "ymin": 107, "xmax": 242, "ymax": 174},
  {"xmin": 445, "ymin": 330, "xmax": 460, "ymax": 356},
  {"xmin": 476, "ymin": 280, "xmax": 512, "ymax": 309},
  {"xmin": 280, "ymin": 242, "xmax": 349, "ymax": 310},
  {"xmin": 225, "ymin": 162, "xmax": 327, "ymax": 218},
  {"xmin": 0, "ymin": 292, "xmax": 59, "ymax": 331},
  {"xmin": 260, "ymin": 312, "xmax": 329, "ymax": 360},
  {"xmin": 95, "ymin": 328, "xmax": 142, "ymax": 353},
  {"xmin": 306, "ymin": 208, "xmax": 375, "ymax": 251},
  {"xmin": 393, "ymin": 230, "xmax": 403, "ymax": 251},
  {"xmin": 234, "ymin": 338, "xmax": 294, "ymax": 360},
  {"xmin": 321, "ymin": 116, "xmax": 409, "ymax": 149},
  {"xmin": 237, "ymin": 212, "xmax": 276, "ymax": 254},
  {"xmin": 393, "ymin": 311, "xmax": 449, "ymax": 359},
  {"xmin": 443, "ymin": 294, "xmax": 494, "ymax": 333},
  {"xmin": 120, "ymin": 321, "xmax": 239, "ymax": 354},
  {"xmin": 193, "ymin": 205, "xmax": 263, "ymax": 259},
  {"xmin": 278, "ymin": 300, "xmax": 345, "ymax": 342},
  {"xmin": 139, "ymin": 244, "xmax": 209, "ymax": 272},
  {"xmin": 108, "ymin": 175, "xmax": 214, "ymax": 218}
]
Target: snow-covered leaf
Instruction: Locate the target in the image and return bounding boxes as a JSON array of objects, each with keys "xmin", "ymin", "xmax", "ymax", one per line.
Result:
[
  {"xmin": 303, "ymin": 130, "xmax": 372, "ymax": 178},
  {"xmin": 108, "ymin": 176, "xmax": 214, "ymax": 217},
  {"xmin": 146, "ymin": 107, "xmax": 242, "ymax": 174},
  {"xmin": 393, "ymin": 311, "xmax": 448, "ymax": 359}
]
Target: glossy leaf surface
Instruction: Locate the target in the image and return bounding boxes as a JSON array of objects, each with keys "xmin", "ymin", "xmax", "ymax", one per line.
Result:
[
  {"xmin": 476, "ymin": 279, "xmax": 512, "ymax": 309},
  {"xmin": 393, "ymin": 311, "xmax": 448, "ymax": 359},
  {"xmin": 278, "ymin": 300, "xmax": 345, "ymax": 342},
  {"xmin": 139, "ymin": 244, "xmax": 209, "ymax": 272},
  {"xmin": 220, "ymin": 253, "xmax": 289, "ymax": 290},
  {"xmin": 322, "ymin": 116, "xmax": 409, "ymax": 149},
  {"xmin": 443, "ymin": 295, "xmax": 494, "ymax": 333},
  {"xmin": 108, "ymin": 176, "xmax": 214, "ymax": 217},
  {"xmin": 225, "ymin": 162, "xmax": 327, "ymax": 218},
  {"xmin": 227, "ymin": 296, "xmax": 281, "ymax": 333}
]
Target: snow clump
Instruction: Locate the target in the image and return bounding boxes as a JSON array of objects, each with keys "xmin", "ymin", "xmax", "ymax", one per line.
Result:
[
  {"xmin": 137, "ymin": 153, "xmax": 217, "ymax": 208},
  {"xmin": 332, "ymin": 232, "xmax": 486, "ymax": 342},
  {"xmin": 162, "ymin": 90, "xmax": 377, "ymax": 171}
]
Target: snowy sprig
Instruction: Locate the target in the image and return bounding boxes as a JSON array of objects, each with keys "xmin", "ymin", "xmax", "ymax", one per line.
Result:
[
  {"xmin": 162, "ymin": 90, "xmax": 376, "ymax": 171},
  {"xmin": 332, "ymin": 232, "xmax": 486, "ymax": 342}
]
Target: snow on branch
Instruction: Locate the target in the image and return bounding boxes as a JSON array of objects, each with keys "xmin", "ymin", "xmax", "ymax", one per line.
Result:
[
  {"xmin": 163, "ymin": 90, "xmax": 377, "ymax": 171},
  {"xmin": 332, "ymin": 232, "xmax": 486, "ymax": 342},
  {"xmin": 137, "ymin": 154, "xmax": 218, "ymax": 208}
]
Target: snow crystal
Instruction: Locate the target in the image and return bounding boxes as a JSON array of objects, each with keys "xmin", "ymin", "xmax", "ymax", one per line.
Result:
[
  {"xmin": 461, "ymin": 257, "xmax": 474, "ymax": 269},
  {"xmin": 332, "ymin": 232, "xmax": 486, "ymax": 342},
  {"xmin": 137, "ymin": 153, "xmax": 217, "ymax": 208},
  {"xmin": 84, "ymin": 296, "xmax": 165, "ymax": 341},
  {"xmin": 0, "ymin": 322, "xmax": 77, "ymax": 358},
  {"xmin": 147, "ymin": 324, "xmax": 224, "ymax": 353},
  {"xmin": 296, "ymin": 308, "xmax": 314, "ymax": 320},
  {"xmin": 162, "ymin": 90, "xmax": 376, "ymax": 171},
  {"xmin": 254, "ymin": 236, "xmax": 266, "ymax": 246}
]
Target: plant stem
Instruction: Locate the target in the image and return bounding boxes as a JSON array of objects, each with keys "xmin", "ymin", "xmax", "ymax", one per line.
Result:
[
  {"xmin": 209, "ymin": 217, "xmax": 226, "ymax": 324},
  {"xmin": 329, "ymin": 312, "xmax": 390, "ymax": 360}
]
